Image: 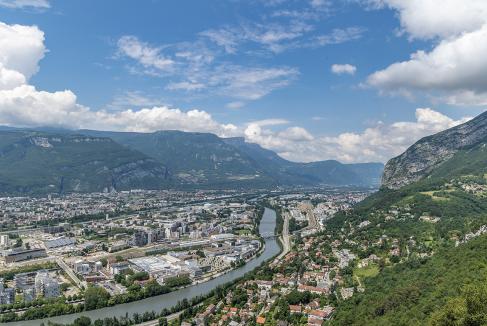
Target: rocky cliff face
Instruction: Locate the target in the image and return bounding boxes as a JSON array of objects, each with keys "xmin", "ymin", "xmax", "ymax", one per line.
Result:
[{"xmin": 382, "ymin": 111, "xmax": 487, "ymax": 189}]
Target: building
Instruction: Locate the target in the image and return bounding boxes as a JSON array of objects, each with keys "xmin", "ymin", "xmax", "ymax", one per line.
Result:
[
  {"xmin": 34, "ymin": 270, "xmax": 60, "ymax": 298},
  {"xmin": 132, "ymin": 230, "xmax": 148, "ymax": 247},
  {"xmin": 0, "ymin": 287, "xmax": 14, "ymax": 305},
  {"xmin": 109, "ymin": 262, "xmax": 130, "ymax": 275},
  {"xmin": 14, "ymin": 272, "xmax": 36, "ymax": 290},
  {"xmin": 0, "ymin": 235, "xmax": 8, "ymax": 247},
  {"xmin": 43, "ymin": 237, "xmax": 76, "ymax": 249},
  {"xmin": 3, "ymin": 248, "xmax": 47, "ymax": 263},
  {"xmin": 74, "ymin": 260, "xmax": 91, "ymax": 275},
  {"xmin": 23, "ymin": 287, "xmax": 36, "ymax": 302},
  {"xmin": 0, "ymin": 279, "xmax": 14, "ymax": 305}
]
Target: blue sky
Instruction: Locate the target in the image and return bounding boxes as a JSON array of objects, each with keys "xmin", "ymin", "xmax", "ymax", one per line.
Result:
[{"xmin": 0, "ymin": 0, "xmax": 486, "ymax": 163}]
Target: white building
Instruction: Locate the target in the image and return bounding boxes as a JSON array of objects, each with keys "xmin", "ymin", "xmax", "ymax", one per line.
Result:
[{"xmin": 0, "ymin": 235, "xmax": 8, "ymax": 247}]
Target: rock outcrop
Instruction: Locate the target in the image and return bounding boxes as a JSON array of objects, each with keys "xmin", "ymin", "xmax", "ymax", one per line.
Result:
[{"xmin": 382, "ymin": 111, "xmax": 487, "ymax": 189}]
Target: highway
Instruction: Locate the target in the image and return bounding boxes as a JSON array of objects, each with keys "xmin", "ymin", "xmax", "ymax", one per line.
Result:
[{"xmin": 273, "ymin": 210, "xmax": 290, "ymax": 264}]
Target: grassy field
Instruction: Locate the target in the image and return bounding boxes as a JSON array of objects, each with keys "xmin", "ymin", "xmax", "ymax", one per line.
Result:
[{"xmin": 354, "ymin": 264, "xmax": 380, "ymax": 279}]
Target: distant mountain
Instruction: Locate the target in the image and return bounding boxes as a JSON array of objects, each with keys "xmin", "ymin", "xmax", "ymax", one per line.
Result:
[
  {"xmin": 0, "ymin": 130, "xmax": 169, "ymax": 195},
  {"xmin": 0, "ymin": 128, "xmax": 383, "ymax": 194},
  {"xmin": 347, "ymin": 162, "xmax": 385, "ymax": 187},
  {"xmin": 382, "ymin": 111, "xmax": 487, "ymax": 189},
  {"xmin": 80, "ymin": 130, "xmax": 275, "ymax": 188},
  {"xmin": 225, "ymin": 137, "xmax": 384, "ymax": 187}
]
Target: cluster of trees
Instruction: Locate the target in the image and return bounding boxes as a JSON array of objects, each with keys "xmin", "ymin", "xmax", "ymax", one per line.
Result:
[
  {"xmin": 114, "ymin": 270, "xmax": 149, "ymax": 287},
  {"xmin": 164, "ymin": 275, "xmax": 191, "ymax": 288},
  {"xmin": 331, "ymin": 234, "xmax": 487, "ymax": 325},
  {"xmin": 430, "ymin": 284, "xmax": 487, "ymax": 325},
  {"xmin": 288, "ymin": 217, "xmax": 308, "ymax": 233}
]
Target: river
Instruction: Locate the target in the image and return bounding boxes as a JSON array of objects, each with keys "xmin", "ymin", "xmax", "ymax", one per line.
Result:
[{"xmin": 5, "ymin": 207, "xmax": 280, "ymax": 326}]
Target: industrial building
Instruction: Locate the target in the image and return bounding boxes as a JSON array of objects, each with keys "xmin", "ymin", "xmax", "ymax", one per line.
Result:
[{"xmin": 3, "ymin": 248, "xmax": 47, "ymax": 263}]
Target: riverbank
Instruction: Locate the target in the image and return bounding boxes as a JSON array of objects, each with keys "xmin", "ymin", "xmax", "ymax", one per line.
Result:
[{"xmin": 3, "ymin": 207, "xmax": 281, "ymax": 326}]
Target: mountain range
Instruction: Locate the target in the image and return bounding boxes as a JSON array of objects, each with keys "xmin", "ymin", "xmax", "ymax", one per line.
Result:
[{"xmin": 0, "ymin": 127, "xmax": 383, "ymax": 195}]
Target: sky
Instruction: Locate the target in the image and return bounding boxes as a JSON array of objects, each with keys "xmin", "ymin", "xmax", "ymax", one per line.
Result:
[{"xmin": 0, "ymin": 0, "xmax": 486, "ymax": 163}]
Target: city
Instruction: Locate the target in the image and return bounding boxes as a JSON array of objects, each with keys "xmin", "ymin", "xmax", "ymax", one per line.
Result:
[
  {"xmin": 0, "ymin": 188, "xmax": 370, "ymax": 325},
  {"xmin": 1, "ymin": 0, "xmax": 487, "ymax": 325}
]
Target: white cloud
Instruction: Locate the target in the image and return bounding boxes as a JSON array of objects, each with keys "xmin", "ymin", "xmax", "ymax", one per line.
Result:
[
  {"xmin": 0, "ymin": 21, "xmax": 46, "ymax": 80},
  {"xmin": 244, "ymin": 124, "xmax": 313, "ymax": 151},
  {"xmin": 364, "ymin": 0, "xmax": 487, "ymax": 40},
  {"xmin": 0, "ymin": 84, "xmax": 239, "ymax": 136},
  {"xmin": 0, "ymin": 21, "xmax": 239, "ymax": 138},
  {"xmin": 0, "ymin": 0, "xmax": 49, "ymax": 9},
  {"xmin": 211, "ymin": 65, "xmax": 299, "ymax": 100},
  {"xmin": 310, "ymin": 0, "xmax": 329, "ymax": 9},
  {"xmin": 243, "ymin": 108, "xmax": 470, "ymax": 163},
  {"xmin": 0, "ymin": 63, "xmax": 26, "ymax": 90},
  {"xmin": 226, "ymin": 101, "xmax": 245, "ymax": 109},
  {"xmin": 312, "ymin": 27, "xmax": 366, "ymax": 46},
  {"xmin": 166, "ymin": 81, "xmax": 205, "ymax": 91},
  {"xmin": 105, "ymin": 91, "xmax": 167, "ymax": 111},
  {"xmin": 365, "ymin": 0, "xmax": 487, "ymax": 106},
  {"xmin": 246, "ymin": 118, "xmax": 289, "ymax": 127},
  {"xmin": 117, "ymin": 36, "xmax": 175, "ymax": 73},
  {"xmin": 331, "ymin": 64, "xmax": 356, "ymax": 75},
  {"xmin": 117, "ymin": 35, "xmax": 299, "ymax": 101},
  {"xmin": 199, "ymin": 29, "xmax": 239, "ymax": 54}
]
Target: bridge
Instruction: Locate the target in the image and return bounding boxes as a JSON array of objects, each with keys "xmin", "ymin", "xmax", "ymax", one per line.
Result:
[{"xmin": 260, "ymin": 232, "xmax": 277, "ymax": 239}]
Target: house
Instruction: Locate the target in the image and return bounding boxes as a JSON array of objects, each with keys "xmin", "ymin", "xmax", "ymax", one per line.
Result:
[
  {"xmin": 308, "ymin": 317, "xmax": 323, "ymax": 326},
  {"xmin": 256, "ymin": 316, "xmax": 266, "ymax": 324},
  {"xmin": 255, "ymin": 280, "xmax": 273, "ymax": 290},
  {"xmin": 298, "ymin": 284, "xmax": 330, "ymax": 295},
  {"xmin": 289, "ymin": 305, "xmax": 302, "ymax": 314}
]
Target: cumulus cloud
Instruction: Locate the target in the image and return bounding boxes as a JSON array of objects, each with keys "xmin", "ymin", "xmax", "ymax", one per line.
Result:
[
  {"xmin": 0, "ymin": 21, "xmax": 239, "ymax": 137},
  {"xmin": 365, "ymin": 0, "xmax": 487, "ymax": 40},
  {"xmin": 0, "ymin": 63, "xmax": 26, "ymax": 90},
  {"xmin": 243, "ymin": 108, "xmax": 470, "ymax": 163},
  {"xmin": 0, "ymin": 21, "xmax": 46, "ymax": 80},
  {"xmin": 244, "ymin": 124, "xmax": 312, "ymax": 152},
  {"xmin": 331, "ymin": 64, "xmax": 356, "ymax": 75},
  {"xmin": 365, "ymin": 0, "xmax": 487, "ymax": 106}
]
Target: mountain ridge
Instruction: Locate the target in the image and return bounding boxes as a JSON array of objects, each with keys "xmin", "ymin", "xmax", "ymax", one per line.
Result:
[
  {"xmin": 382, "ymin": 111, "xmax": 487, "ymax": 189},
  {"xmin": 0, "ymin": 128, "xmax": 384, "ymax": 194},
  {"xmin": 0, "ymin": 130, "xmax": 170, "ymax": 195}
]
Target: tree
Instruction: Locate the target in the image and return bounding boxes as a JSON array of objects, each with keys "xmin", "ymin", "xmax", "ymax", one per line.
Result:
[
  {"xmin": 84, "ymin": 286, "xmax": 110, "ymax": 310},
  {"xmin": 73, "ymin": 316, "xmax": 91, "ymax": 326},
  {"xmin": 430, "ymin": 284, "xmax": 487, "ymax": 326},
  {"xmin": 274, "ymin": 298, "xmax": 290, "ymax": 321}
]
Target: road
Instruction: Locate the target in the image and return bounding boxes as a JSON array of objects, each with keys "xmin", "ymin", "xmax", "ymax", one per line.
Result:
[
  {"xmin": 56, "ymin": 258, "xmax": 86, "ymax": 289},
  {"xmin": 307, "ymin": 206, "xmax": 319, "ymax": 230},
  {"xmin": 297, "ymin": 204, "xmax": 320, "ymax": 235},
  {"xmin": 273, "ymin": 211, "xmax": 290, "ymax": 264}
]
